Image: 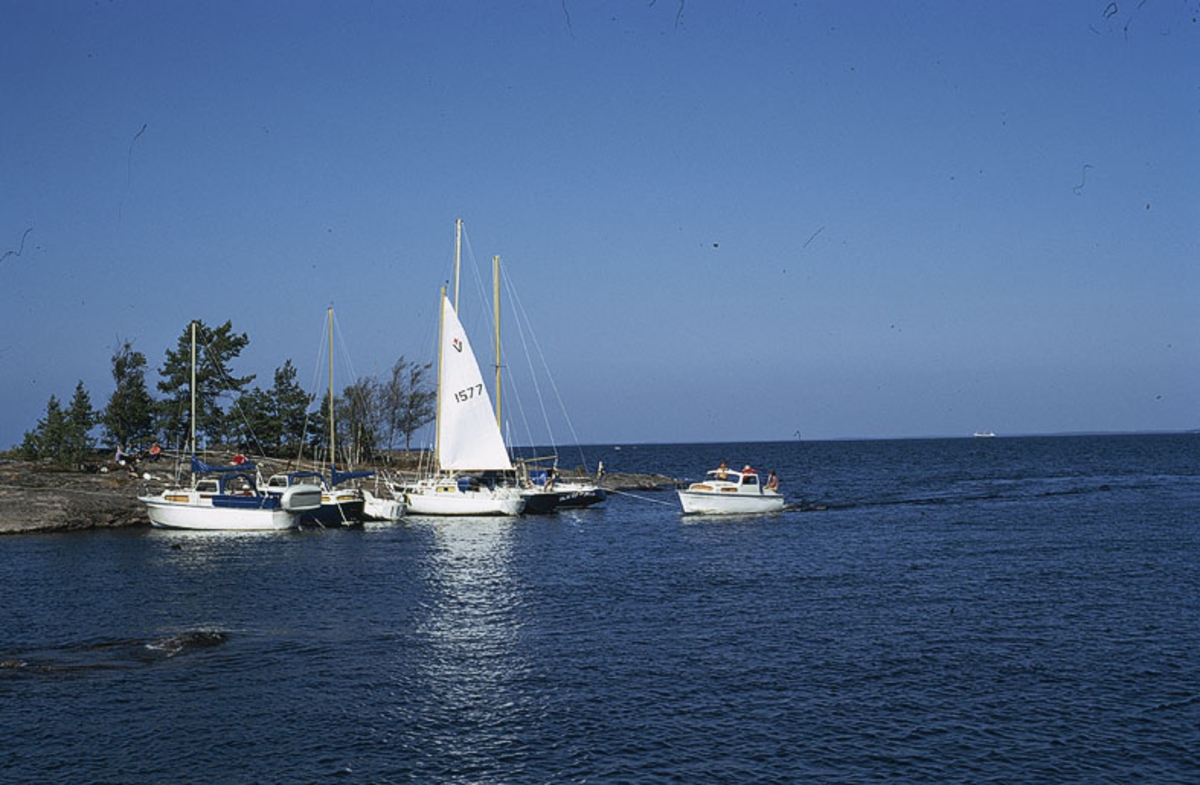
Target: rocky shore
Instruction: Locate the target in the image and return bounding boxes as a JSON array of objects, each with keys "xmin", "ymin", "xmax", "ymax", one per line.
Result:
[
  {"xmin": 0, "ymin": 457, "xmax": 677, "ymax": 535},
  {"xmin": 0, "ymin": 460, "xmax": 146, "ymax": 535}
]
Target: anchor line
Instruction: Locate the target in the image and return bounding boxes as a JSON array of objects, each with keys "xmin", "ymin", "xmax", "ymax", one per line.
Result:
[{"xmin": 608, "ymin": 488, "xmax": 679, "ymax": 507}]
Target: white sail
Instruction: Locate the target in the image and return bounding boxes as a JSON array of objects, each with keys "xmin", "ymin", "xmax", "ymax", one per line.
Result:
[{"xmin": 437, "ymin": 293, "xmax": 513, "ymax": 472}]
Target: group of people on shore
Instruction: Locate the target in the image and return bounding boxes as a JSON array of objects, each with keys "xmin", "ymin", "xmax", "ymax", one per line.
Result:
[{"xmin": 114, "ymin": 443, "xmax": 162, "ymax": 475}]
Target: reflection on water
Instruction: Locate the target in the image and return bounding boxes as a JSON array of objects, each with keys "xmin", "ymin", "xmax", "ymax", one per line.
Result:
[
  {"xmin": 148, "ymin": 528, "xmax": 296, "ymax": 570},
  {"xmin": 404, "ymin": 517, "xmax": 533, "ymax": 766}
]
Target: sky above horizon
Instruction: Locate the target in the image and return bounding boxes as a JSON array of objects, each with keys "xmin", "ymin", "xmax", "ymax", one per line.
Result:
[{"xmin": 3, "ymin": 1, "xmax": 1198, "ymax": 450}]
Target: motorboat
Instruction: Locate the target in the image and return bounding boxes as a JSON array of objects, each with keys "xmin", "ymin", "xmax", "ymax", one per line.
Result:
[
  {"xmin": 141, "ymin": 458, "xmax": 321, "ymax": 531},
  {"xmin": 677, "ymin": 465, "xmax": 784, "ymax": 515}
]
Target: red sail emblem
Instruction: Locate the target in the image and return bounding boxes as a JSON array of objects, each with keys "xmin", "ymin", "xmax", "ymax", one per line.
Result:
[{"xmin": 452, "ymin": 338, "xmax": 463, "ymax": 353}]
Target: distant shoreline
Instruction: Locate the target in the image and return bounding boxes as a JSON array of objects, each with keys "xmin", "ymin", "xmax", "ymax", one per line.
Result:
[{"xmin": 590, "ymin": 430, "xmax": 1199, "ymax": 447}]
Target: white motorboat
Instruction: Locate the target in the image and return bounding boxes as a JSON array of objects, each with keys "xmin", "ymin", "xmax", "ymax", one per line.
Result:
[
  {"xmin": 677, "ymin": 465, "xmax": 785, "ymax": 515},
  {"xmin": 141, "ymin": 461, "xmax": 321, "ymax": 531}
]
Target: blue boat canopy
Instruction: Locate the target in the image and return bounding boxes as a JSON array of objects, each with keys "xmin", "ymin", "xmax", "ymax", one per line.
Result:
[
  {"xmin": 331, "ymin": 465, "xmax": 374, "ymax": 486},
  {"xmin": 192, "ymin": 456, "xmax": 257, "ymax": 474}
]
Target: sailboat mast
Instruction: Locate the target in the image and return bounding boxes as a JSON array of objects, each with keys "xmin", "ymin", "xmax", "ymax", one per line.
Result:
[
  {"xmin": 453, "ymin": 218, "xmax": 462, "ymax": 312},
  {"xmin": 493, "ymin": 255, "xmax": 502, "ymax": 427},
  {"xmin": 189, "ymin": 320, "xmax": 197, "ymax": 455},
  {"xmin": 434, "ymin": 286, "xmax": 446, "ymax": 468},
  {"xmin": 327, "ymin": 307, "xmax": 335, "ymax": 467}
]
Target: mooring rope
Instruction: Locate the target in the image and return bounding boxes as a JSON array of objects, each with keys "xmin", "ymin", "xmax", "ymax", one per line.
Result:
[{"xmin": 607, "ymin": 488, "xmax": 680, "ymax": 507}]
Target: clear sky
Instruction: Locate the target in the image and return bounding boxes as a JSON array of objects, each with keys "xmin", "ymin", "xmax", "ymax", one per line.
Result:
[{"xmin": 2, "ymin": 1, "xmax": 1197, "ymax": 449}]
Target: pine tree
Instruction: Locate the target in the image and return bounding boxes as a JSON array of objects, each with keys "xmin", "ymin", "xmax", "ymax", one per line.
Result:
[
  {"xmin": 228, "ymin": 386, "xmax": 277, "ymax": 453},
  {"xmin": 64, "ymin": 381, "xmax": 96, "ymax": 467},
  {"xmin": 102, "ymin": 340, "xmax": 156, "ymax": 448},
  {"xmin": 20, "ymin": 395, "xmax": 65, "ymax": 462},
  {"xmin": 228, "ymin": 359, "xmax": 312, "ymax": 456},
  {"xmin": 157, "ymin": 320, "xmax": 254, "ymax": 448},
  {"xmin": 19, "ymin": 387, "xmax": 96, "ymax": 469},
  {"xmin": 272, "ymin": 359, "xmax": 312, "ymax": 453}
]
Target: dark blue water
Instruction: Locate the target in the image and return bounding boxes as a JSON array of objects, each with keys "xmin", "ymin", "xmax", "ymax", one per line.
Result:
[{"xmin": 3, "ymin": 434, "xmax": 1198, "ymax": 782}]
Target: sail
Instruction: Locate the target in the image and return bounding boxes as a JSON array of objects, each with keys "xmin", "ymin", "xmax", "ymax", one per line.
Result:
[{"xmin": 437, "ymin": 293, "xmax": 513, "ymax": 471}]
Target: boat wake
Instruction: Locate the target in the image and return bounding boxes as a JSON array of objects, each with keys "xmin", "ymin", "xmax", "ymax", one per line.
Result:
[{"xmin": 786, "ymin": 474, "xmax": 1183, "ymax": 514}]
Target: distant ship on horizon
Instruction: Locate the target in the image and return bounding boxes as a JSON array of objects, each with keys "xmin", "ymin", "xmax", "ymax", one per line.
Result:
[{"xmin": 973, "ymin": 431, "xmax": 997, "ymax": 438}]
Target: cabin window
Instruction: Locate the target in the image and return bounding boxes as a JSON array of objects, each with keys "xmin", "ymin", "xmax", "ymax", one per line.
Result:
[{"xmin": 743, "ymin": 474, "xmax": 758, "ymax": 486}]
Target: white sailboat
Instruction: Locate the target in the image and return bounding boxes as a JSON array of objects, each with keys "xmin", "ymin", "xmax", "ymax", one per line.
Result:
[
  {"xmin": 139, "ymin": 322, "xmax": 322, "ymax": 530},
  {"xmin": 402, "ymin": 287, "xmax": 526, "ymax": 515}
]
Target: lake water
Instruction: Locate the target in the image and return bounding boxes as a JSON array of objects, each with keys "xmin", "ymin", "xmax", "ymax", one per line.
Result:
[{"xmin": 3, "ymin": 434, "xmax": 1198, "ymax": 782}]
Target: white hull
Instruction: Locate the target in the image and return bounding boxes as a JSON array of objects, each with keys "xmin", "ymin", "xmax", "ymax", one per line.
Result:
[
  {"xmin": 139, "ymin": 484, "xmax": 320, "ymax": 531},
  {"xmin": 677, "ymin": 489, "xmax": 785, "ymax": 515},
  {"xmin": 362, "ymin": 489, "xmax": 406, "ymax": 521},
  {"xmin": 140, "ymin": 496, "xmax": 299, "ymax": 530},
  {"xmin": 677, "ymin": 465, "xmax": 784, "ymax": 516},
  {"xmin": 404, "ymin": 481, "xmax": 525, "ymax": 516}
]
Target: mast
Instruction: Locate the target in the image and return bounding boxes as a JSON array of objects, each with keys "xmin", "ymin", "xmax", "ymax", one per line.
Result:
[
  {"xmin": 493, "ymin": 254, "xmax": 502, "ymax": 427},
  {"xmin": 434, "ymin": 286, "xmax": 446, "ymax": 469},
  {"xmin": 189, "ymin": 320, "xmax": 197, "ymax": 455},
  {"xmin": 327, "ymin": 307, "xmax": 335, "ymax": 468},
  {"xmin": 453, "ymin": 218, "xmax": 462, "ymax": 312}
]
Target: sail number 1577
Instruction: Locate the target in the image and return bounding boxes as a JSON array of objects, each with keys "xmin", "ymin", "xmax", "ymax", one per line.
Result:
[{"xmin": 454, "ymin": 384, "xmax": 483, "ymax": 404}]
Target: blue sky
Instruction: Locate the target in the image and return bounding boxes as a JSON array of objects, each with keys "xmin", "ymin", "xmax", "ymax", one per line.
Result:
[{"xmin": 2, "ymin": 1, "xmax": 1197, "ymax": 449}]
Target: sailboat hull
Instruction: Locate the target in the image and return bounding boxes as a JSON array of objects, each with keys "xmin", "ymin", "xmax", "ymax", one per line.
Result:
[
  {"xmin": 362, "ymin": 489, "xmax": 406, "ymax": 521},
  {"xmin": 140, "ymin": 495, "xmax": 300, "ymax": 531},
  {"xmin": 300, "ymin": 489, "xmax": 366, "ymax": 526},
  {"xmin": 553, "ymin": 484, "xmax": 607, "ymax": 508},
  {"xmin": 404, "ymin": 481, "xmax": 525, "ymax": 516}
]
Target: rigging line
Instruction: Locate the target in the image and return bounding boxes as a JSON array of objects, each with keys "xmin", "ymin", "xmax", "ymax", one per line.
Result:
[
  {"xmin": 500, "ymin": 265, "xmax": 557, "ymax": 452},
  {"xmin": 496, "ymin": 301, "xmax": 539, "ymax": 459},
  {"xmin": 500, "ymin": 263, "xmax": 591, "ymax": 470},
  {"xmin": 294, "ymin": 312, "xmax": 332, "ymax": 466},
  {"xmin": 608, "ymin": 488, "xmax": 678, "ymax": 507},
  {"xmin": 194, "ymin": 327, "xmax": 270, "ymax": 458},
  {"xmin": 456, "ymin": 225, "xmax": 491, "ymax": 326},
  {"xmin": 330, "ymin": 310, "xmax": 373, "ymax": 467}
]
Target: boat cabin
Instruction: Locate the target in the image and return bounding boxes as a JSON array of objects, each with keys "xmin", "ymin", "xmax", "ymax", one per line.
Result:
[
  {"xmin": 264, "ymin": 472, "xmax": 324, "ymax": 490},
  {"xmin": 690, "ymin": 467, "xmax": 761, "ymax": 493}
]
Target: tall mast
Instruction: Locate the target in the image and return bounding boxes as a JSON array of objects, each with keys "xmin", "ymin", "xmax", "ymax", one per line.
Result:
[
  {"xmin": 189, "ymin": 320, "xmax": 197, "ymax": 456},
  {"xmin": 434, "ymin": 286, "xmax": 446, "ymax": 469},
  {"xmin": 493, "ymin": 255, "xmax": 502, "ymax": 427},
  {"xmin": 453, "ymin": 218, "xmax": 462, "ymax": 312},
  {"xmin": 327, "ymin": 307, "xmax": 335, "ymax": 468}
]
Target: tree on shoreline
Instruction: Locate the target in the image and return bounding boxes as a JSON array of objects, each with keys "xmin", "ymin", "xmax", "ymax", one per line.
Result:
[
  {"xmin": 383, "ymin": 356, "xmax": 435, "ymax": 451},
  {"xmin": 156, "ymin": 320, "xmax": 253, "ymax": 449},
  {"xmin": 230, "ymin": 359, "xmax": 312, "ymax": 455},
  {"xmin": 13, "ymin": 324, "xmax": 435, "ymax": 464},
  {"xmin": 19, "ymin": 381, "xmax": 96, "ymax": 468},
  {"xmin": 101, "ymin": 339, "xmax": 155, "ymax": 449}
]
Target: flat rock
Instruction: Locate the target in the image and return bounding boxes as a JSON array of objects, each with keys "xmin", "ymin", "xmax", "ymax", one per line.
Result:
[{"xmin": 0, "ymin": 461, "xmax": 145, "ymax": 535}]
